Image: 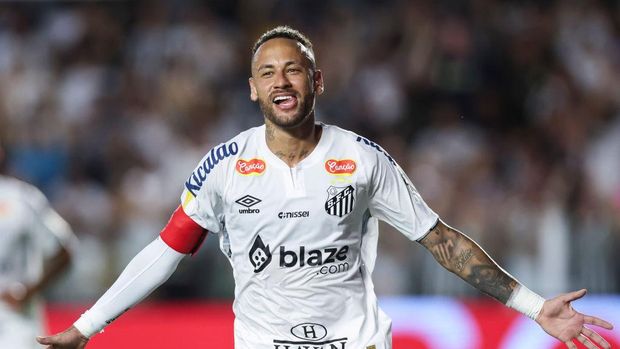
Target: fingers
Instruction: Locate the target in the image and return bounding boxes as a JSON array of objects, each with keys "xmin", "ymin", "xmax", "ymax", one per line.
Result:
[
  {"xmin": 36, "ymin": 336, "xmax": 52, "ymax": 345},
  {"xmin": 565, "ymin": 339, "xmax": 578, "ymax": 349},
  {"xmin": 577, "ymin": 333, "xmax": 599, "ymax": 349},
  {"xmin": 562, "ymin": 289, "xmax": 587, "ymax": 303},
  {"xmin": 584, "ymin": 315, "xmax": 614, "ymax": 330},
  {"xmin": 582, "ymin": 327, "xmax": 611, "ymax": 349}
]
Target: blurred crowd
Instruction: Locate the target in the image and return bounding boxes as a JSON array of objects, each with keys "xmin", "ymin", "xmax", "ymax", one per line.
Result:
[{"xmin": 0, "ymin": 0, "xmax": 618, "ymax": 301}]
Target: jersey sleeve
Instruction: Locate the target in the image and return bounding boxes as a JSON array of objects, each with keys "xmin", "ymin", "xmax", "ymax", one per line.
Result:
[
  {"xmin": 180, "ymin": 143, "xmax": 234, "ymax": 233},
  {"xmin": 24, "ymin": 183, "xmax": 76, "ymax": 258},
  {"xmin": 365, "ymin": 143, "xmax": 439, "ymax": 241}
]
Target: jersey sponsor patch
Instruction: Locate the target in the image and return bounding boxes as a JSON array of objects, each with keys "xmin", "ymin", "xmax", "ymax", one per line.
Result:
[
  {"xmin": 325, "ymin": 185, "xmax": 355, "ymax": 217},
  {"xmin": 273, "ymin": 323, "xmax": 348, "ymax": 348},
  {"xmin": 325, "ymin": 159, "xmax": 356, "ymax": 175},
  {"xmin": 249, "ymin": 235, "xmax": 272, "ymax": 273},
  {"xmin": 236, "ymin": 158, "xmax": 266, "ymax": 176},
  {"xmin": 291, "ymin": 323, "xmax": 327, "ymax": 341},
  {"xmin": 185, "ymin": 141, "xmax": 239, "ymax": 197},
  {"xmin": 278, "ymin": 210, "xmax": 310, "ymax": 219}
]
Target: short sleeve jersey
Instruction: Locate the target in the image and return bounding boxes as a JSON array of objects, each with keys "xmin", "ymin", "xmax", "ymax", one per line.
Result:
[
  {"xmin": 181, "ymin": 123, "xmax": 438, "ymax": 349},
  {"xmin": 0, "ymin": 176, "xmax": 75, "ymax": 302}
]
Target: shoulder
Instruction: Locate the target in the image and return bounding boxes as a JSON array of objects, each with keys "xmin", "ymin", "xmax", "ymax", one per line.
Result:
[
  {"xmin": 0, "ymin": 175, "xmax": 41, "ymax": 196},
  {"xmin": 184, "ymin": 126, "xmax": 261, "ymax": 196},
  {"xmin": 195, "ymin": 126, "xmax": 261, "ymax": 164},
  {"xmin": 322, "ymin": 124, "xmax": 367, "ymax": 150},
  {"xmin": 0, "ymin": 175, "xmax": 49, "ymax": 209},
  {"xmin": 323, "ymin": 124, "xmax": 396, "ymax": 165}
]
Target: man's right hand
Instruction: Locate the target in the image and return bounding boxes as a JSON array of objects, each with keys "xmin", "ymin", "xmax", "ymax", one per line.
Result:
[{"xmin": 37, "ymin": 326, "xmax": 89, "ymax": 349}]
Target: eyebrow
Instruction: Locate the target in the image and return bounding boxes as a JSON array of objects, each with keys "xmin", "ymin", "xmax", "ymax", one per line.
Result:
[{"xmin": 257, "ymin": 61, "xmax": 301, "ymax": 72}]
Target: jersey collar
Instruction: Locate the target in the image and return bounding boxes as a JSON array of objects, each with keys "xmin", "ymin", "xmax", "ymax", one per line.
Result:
[{"xmin": 258, "ymin": 122, "xmax": 330, "ymax": 170}]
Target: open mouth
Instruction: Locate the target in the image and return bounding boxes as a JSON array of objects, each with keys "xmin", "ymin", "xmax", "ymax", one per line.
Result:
[{"xmin": 272, "ymin": 94, "xmax": 298, "ymax": 110}]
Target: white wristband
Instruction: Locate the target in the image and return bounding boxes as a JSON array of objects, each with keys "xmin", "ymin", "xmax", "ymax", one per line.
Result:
[
  {"xmin": 73, "ymin": 309, "xmax": 107, "ymax": 338},
  {"xmin": 506, "ymin": 284, "xmax": 545, "ymax": 320}
]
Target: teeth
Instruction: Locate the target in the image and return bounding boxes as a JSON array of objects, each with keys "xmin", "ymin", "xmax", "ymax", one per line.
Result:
[{"xmin": 273, "ymin": 96, "xmax": 293, "ymax": 103}]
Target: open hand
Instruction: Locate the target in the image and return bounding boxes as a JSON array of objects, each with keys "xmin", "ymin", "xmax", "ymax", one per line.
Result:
[
  {"xmin": 536, "ymin": 289, "xmax": 614, "ymax": 349},
  {"xmin": 36, "ymin": 326, "xmax": 89, "ymax": 349}
]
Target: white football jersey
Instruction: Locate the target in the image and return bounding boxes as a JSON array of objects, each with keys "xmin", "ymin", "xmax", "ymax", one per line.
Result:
[
  {"xmin": 0, "ymin": 175, "xmax": 75, "ymax": 346},
  {"xmin": 181, "ymin": 123, "xmax": 438, "ymax": 349}
]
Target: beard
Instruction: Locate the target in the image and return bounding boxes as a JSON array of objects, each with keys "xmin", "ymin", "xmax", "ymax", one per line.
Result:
[{"xmin": 258, "ymin": 90, "xmax": 316, "ymax": 129}]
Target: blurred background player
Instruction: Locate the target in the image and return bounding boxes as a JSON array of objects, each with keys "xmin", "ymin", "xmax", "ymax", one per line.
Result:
[{"xmin": 0, "ymin": 138, "xmax": 77, "ymax": 349}]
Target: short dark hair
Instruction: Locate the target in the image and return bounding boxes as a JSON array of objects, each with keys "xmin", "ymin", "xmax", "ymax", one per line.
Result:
[{"xmin": 251, "ymin": 25, "xmax": 316, "ymax": 69}]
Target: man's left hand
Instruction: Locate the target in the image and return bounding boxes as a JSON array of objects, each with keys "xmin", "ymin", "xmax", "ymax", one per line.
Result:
[{"xmin": 536, "ymin": 289, "xmax": 614, "ymax": 349}]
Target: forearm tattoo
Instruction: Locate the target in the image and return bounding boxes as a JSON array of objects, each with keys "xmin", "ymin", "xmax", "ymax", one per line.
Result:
[
  {"xmin": 454, "ymin": 249, "xmax": 473, "ymax": 272},
  {"xmin": 420, "ymin": 222, "xmax": 517, "ymax": 304},
  {"xmin": 430, "ymin": 240, "xmax": 454, "ymax": 265}
]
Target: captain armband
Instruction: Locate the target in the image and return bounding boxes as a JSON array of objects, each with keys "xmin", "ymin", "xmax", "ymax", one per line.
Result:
[
  {"xmin": 506, "ymin": 284, "xmax": 545, "ymax": 320},
  {"xmin": 160, "ymin": 205, "xmax": 207, "ymax": 255}
]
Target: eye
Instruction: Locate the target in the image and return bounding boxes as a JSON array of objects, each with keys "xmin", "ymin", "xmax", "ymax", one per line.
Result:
[
  {"xmin": 287, "ymin": 68, "xmax": 301, "ymax": 74},
  {"xmin": 261, "ymin": 71, "xmax": 274, "ymax": 78}
]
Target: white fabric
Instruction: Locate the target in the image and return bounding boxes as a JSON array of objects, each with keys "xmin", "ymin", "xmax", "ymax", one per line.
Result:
[
  {"xmin": 506, "ymin": 284, "xmax": 545, "ymax": 320},
  {"xmin": 181, "ymin": 123, "xmax": 439, "ymax": 349},
  {"xmin": 74, "ymin": 237, "xmax": 184, "ymax": 337},
  {"xmin": 0, "ymin": 175, "xmax": 76, "ymax": 348}
]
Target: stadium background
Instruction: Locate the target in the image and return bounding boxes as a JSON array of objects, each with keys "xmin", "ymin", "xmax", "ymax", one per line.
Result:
[{"xmin": 0, "ymin": 0, "xmax": 618, "ymax": 348}]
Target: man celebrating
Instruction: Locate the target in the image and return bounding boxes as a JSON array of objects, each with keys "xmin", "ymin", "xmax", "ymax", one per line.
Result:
[{"xmin": 38, "ymin": 26, "xmax": 613, "ymax": 349}]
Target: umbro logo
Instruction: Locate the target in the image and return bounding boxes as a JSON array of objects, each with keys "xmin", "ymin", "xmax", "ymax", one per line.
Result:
[{"xmin": 236, "ymin": 195, "xmax": 261, "ymax": 214}]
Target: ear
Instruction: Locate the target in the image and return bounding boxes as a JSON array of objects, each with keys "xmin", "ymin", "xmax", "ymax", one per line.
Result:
[
  {"xmin": 313, "ymin": 70, "xmax": 324, "ymax": 95},
  {"xmin": 249, "ymin": 77, "xmax": 258, "ymax": 102}
]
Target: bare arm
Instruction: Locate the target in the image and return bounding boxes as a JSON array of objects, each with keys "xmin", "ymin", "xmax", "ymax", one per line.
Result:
[
  {"xmin": 1, "ymin": 246, "xmax": 71, "ymax": 310},
  {"xmin": 419, "ymin": 220, "xmax": 517, "ymax": 304},
  {"xmin": 37, "ymin": 237, "xmax": 185, "ymax": 349},
  {"xmin": 37, "ymin": 206, "xmax": 205, "ymax": 349},
  {"xmin": 419, "ymin": 220, "xmax": 614, "ymax": 349}
]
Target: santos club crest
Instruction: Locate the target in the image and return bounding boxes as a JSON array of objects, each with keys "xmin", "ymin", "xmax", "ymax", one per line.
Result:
[{"xmin": 324, "ymin": 185, "xmax": 355, "ymax": 217}]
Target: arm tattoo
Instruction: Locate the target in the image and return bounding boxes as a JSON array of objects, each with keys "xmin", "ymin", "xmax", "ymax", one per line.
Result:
[
  {"xmin": 420, "ymin": 221, "xmax": 517, "ymax": 304},
  {"xmin": 454, "ymin": 249, "xmax": 473, "ymax": 272},
  {"xmin": 468, "ymin": 265, "xmax": 517, "ymax": 303},
  {"xmin": 430, "ymin": 240, "xmax": 454, "ymax": 265}
]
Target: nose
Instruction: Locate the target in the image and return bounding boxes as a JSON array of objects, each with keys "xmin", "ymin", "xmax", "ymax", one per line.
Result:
[{"xmin": 273, "ymin": 69, "xmax": 292, "ymax": 89}]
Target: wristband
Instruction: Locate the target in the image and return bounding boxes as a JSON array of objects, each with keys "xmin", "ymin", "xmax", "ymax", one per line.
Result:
[
  {"xmin": 73, "ymin": 309, "xmax": 107, "ymax": 338},
  {"xmin": 506, "ymin": 284, "xmax": 545, "ymax": 320}
]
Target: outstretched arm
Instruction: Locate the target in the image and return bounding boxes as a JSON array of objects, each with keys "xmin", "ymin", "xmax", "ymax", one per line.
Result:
[
  {"xmin": 37, "ymin": 206, "xmax": 207, "ymax": 349},
  {"xmin": 419, "ymin": 220, "xmax": 613, "ymax": 349},
  {"xmin": 37, "ymin": 237, "xmax": 185, "ymax": 348}
]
